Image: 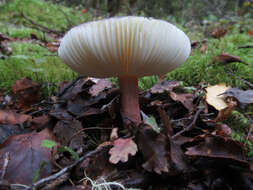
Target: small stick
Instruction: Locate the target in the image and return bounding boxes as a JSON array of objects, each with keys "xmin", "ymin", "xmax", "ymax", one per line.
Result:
[
  {"xmin": 172, "ymin": 107, "xmax": 204, "ymax": 139},
  {"xmin": 1, "ymin": 152, "xmax": 10, "ymax": 180},
  {"xmin": 21, "ymin": 12, "xmax": 63, "ymax": 35},
  {"xmin": 226, "ymin": 70, "xmax": 253, "ymax": 88},
  {"xmin": 238, "ymin": 45, "xmax": 253, "ymax": 49},
  {"xmin": 23, "ymin": 147, "xmax": 106, "ymax": 190}
]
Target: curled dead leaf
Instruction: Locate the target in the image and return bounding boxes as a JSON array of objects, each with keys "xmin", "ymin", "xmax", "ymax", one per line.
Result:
[
  {"xmin": 150, "ymin": 80, "xmax": 179, "ymax": 94},
  {"xmin": 11, "ymin": 77, "xmax": 40, "ymax": 109},
  {"xmin": 212, "ymin": 51, "xmax": 248, "ymax": 65},
  {"xmin": 137, "ymin": 125, "xmax": 169, "ymax": 174},
  {"xmin": 89, "ymin": 79, "xmax": 113, "ymax": 97},
  {"xmin": 0, "ymin": 110, "xmax": 31, "ymax": 125},
  {"xmin": 205, "ymin": 84, "xmax": 231, "ymax": 111},
  {"xmin": 211, "ymin": 28, "xmax": 227, "ymax": 39},
  {"xmin": 185, "ymin": 135, "xmax": 248, "ymax": 168},
  {"xmin": 169, "ymin": 92, "xmax": 194, "ymax": 112}
]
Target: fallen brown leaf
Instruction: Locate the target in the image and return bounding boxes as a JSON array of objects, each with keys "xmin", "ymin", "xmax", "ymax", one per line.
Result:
[
  {"xmin": 0, "ymin": 128, "xmax": 55, "ymax": 185},
  {"xmin": 212, "ymin": 51, "xmax": 248, "ymax": 65},
  {"xmin": 109, "ymin": 138, "xmax": 138, "ymax": 164},
  {"xmin": 247, "ymin": 31, "xmax": 253, "ymax": 37},
  {"xmin": 89, "ymin": 78, "xmax": 113, "ymax": 97},
  {"xmin": 53, "ymin": 119, "xmax": 85, "ymax": 151},
  {"xmin": 0, "ymin": 110, "xmax": 31, "ymax": 125},
  {"xmin": 137, "ymin": 125, "xmax": 169, "ymax": 174},
  {"xmin": 211, "ymin": 28, "xmax": 227, "ymax": 39},
  {"xmin": 201, "ymin": 43, "xmax": 208, "ymax": 53},
  {"xmin": 169, "ymin": 92, "xmax": 194, "ymax": 112},
  {"xmin": 150, "ymin": 80, "xmax": 179, "ymax": 94},
  {"xmin": 185, "ymin": 135, "xmax": 249, "ymax": 168},
  {"xmin": 11, "ymin": 77, "xmax": 40, "ymax": 109}
]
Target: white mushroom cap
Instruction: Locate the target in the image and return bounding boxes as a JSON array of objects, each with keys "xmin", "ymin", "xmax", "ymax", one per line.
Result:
[{"xmin": 58, "ymin": 16, "xmax": 191, "ymax": 78}]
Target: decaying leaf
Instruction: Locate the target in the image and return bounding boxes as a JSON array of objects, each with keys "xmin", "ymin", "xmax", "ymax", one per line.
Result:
[
  {"xmin": 170, "ymin": 135, "xmax": 191, "ymax": 173},
  {"xmin": 211, "ymin": 28, "xmax": 227, "ymax": 39},
  {"xmin": 46, "ymin": 41, "xmax": 59, "ymax": 52},
  {"xmin": 222, "ymin": 88, "xmax": 253, "ymax": 105},
  {"xmin": 53, "ymin": 119, "xmax": 85, "ymax": 151},
  {"xmin": 215, "ymin": 97, "xmax": 237, "ymax": 122},
  {"xmin": 169, "ymin": 92, "xmax": 194, "ymax": 112},
  {"xmin": 89, "ymin": 78, "xmax": 113, "ymax": 96},
  {"xmin": 150, "ymin": 80, "xmax": 179, "ymax": 94},
  {"xmin": 201, "ymin": 43, "xmax": 208, "ymax": 53},
  {"xmin": 247, "ymin": 31, "xmax": 253, "ymax": 37},
  {"xmin": 212, "ymin": 51, "xmax": 248, "ymax": 65},
  {"xmin": 0, "ymin": 128, "xmax": 55, "ymax": 185},
  {"xmin": 185, "ymin": 135, "xmax": 248, "ymax": 167},
  {"xmin": 109, "ymin": 138, "xmax": 138, "ymax": 164},
  {"xmin": 11, "ymin": 77, "xmax": 40, "ymax": 109},
  {"xmin": 137, "ymin": 125, "xmax": 169, "ymax": 174},
  {"xmin": 0, "ymin": 110, "xmax": 31, "ymax": 125},
  {"xmin": 205, "ymin": 84, "xmax": 231, "ymax": 111},
  {"xmin": 0, "ymin": 124, "xmax": 24, "ymax": 144}
]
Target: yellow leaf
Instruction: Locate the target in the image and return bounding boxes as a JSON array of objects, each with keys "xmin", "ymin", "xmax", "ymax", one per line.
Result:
[{"xmin": 205, "ymin": 84, "xmax": 231, "ymax": 111}]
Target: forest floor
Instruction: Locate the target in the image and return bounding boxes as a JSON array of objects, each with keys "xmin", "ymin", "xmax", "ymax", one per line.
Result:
[{"xmin": 0, "ymin": 0, "xmax": 253, "ymax": 189}]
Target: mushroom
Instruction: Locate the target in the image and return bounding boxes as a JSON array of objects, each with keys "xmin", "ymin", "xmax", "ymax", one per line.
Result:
[{"xmin": 58, "ymin": 16, "xmax": 191, "ymax": 125}]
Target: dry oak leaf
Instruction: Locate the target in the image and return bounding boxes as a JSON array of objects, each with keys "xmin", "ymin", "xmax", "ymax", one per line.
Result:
[
  {"xmin": 109, "ymin": 138, "xmax": 138, "ymax": 164},
  {"xmin": 205, "ymin": 84, "xmax": 231, "ymax": 111},
  {"xmin": 11, "ymin": 77, "xmax": 40, "ymax": 109}
]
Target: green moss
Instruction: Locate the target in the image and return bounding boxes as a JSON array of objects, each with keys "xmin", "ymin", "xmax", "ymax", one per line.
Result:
[
  {"xmin": 165, "ymin": 32, "xmax": 253, "ymax": 88},
  {"xmin": 0, "ymin": 0, "xmax": 92, "ymax": 31},
  {"xmin": 0, "ymin": 42, "xmax": 77, "ymax": 96}
]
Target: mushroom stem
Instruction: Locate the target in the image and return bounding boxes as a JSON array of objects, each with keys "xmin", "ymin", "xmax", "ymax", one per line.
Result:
[{"xmin": 118, "ymin": 75, "xmax": 141, "ymax": 125}]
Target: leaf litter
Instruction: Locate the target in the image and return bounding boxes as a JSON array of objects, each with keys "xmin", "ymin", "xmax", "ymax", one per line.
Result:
[{"xmin": 0, "ymin": 76, "xmax": 252, "ymax": 190}]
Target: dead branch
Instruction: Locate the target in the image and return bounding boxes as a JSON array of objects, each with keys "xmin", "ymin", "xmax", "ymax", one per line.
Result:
[
  {"xmin": 58, "ymin": 7, "xmax": 73, "ymax": 29},
  {"xmin": 172, "ymin": 107, "xmax": 205, "ymax": 139},
  {"xmin": 21, "ymin": 12, "xmax": 63, "ymax": 35},
  {"xmin": 238, "ymin": 45, "xmax": 253, "ymax": 49},
  {"xmin": 226, "ymin": 70, "xmax": 253, "ymax": 89},
  {"xmin": 22, "ymin": 147, "xmax": 107, "ymax": 190},
  {"xmin": 1, "ymin": 152, "xmax": 10, "ymax": 180}
]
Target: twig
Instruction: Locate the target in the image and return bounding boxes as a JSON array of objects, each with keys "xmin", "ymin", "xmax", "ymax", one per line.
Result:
[
  {"xmin": 1, "ymin": 152, "xmax": 10, "ymax": 180},
  {"xmin": 21, "ymin": 12, "xmax": 63, "ymax": 35},
  {"xmin": 172, "ymin": 107, "xmax": 205, "ymax": 139},
  {"xmin": 70, "ymin": 127, "xmax": 113, "ymax": 140},
  {"xmin": 57, "ymin": 75, "xmax": 86, "ymax": 97},
  {"xmin": 58, "ymin": 7, "xmax": 73, "ymax": 29},
  {"xmin": 28, "ymin": 108, "xmax": 50, "ymax": 116},
  {"xmin": 23, "ymin": 147, "xmax": 106, "ymax": 190},
  {"xmin": 245, "ymin": 117, "xmax": 253, "ymax": 145},
  {"xmin": 226, "ymin": 70, "xmax": 253, "ymax": 88},
  {"xmin": 238, "ymin": 45, "xmax": 253, "ymax": 49}
]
